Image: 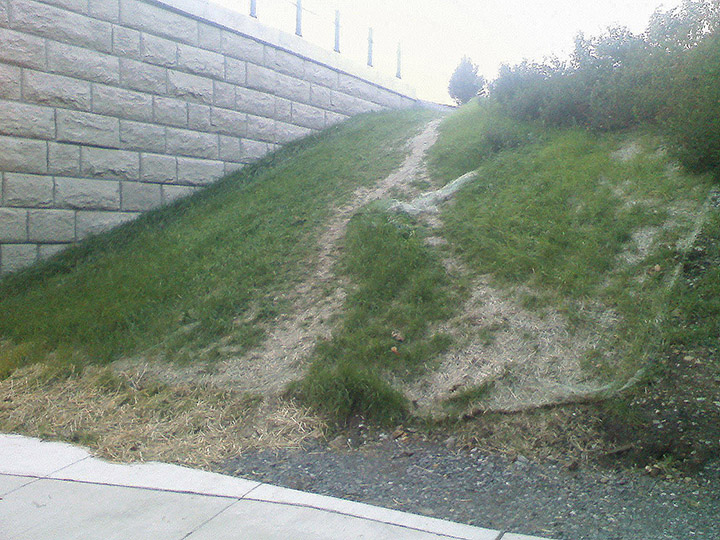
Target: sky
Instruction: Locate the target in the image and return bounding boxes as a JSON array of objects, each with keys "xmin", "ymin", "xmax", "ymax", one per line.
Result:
[{"xmin": 210, "ymin": 0, "xmax": 684, "ymax": 104}]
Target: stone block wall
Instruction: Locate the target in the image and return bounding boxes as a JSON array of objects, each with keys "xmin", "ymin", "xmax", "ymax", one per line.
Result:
[{"xmin": 0, "ymin": 0, "xmax": 418, "ymax": 274}]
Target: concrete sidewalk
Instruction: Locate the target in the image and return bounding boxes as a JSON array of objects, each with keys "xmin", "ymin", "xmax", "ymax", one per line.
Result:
[{"xmin": 0, "ymin": 434, "xmax": 551, "ymax": 540}]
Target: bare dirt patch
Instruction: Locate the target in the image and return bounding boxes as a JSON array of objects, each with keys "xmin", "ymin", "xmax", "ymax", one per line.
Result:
[{"xmin": 406, "ymin": 272, "xmax": 614, "ymax": 416}]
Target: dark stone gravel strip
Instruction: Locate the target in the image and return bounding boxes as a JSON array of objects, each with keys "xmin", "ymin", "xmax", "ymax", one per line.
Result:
[{"xmin": 220, "ymin": 436, "xmax": 720, "ymax": 540}]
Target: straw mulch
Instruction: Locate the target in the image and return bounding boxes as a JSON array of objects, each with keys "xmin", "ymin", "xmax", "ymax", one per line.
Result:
[{"xmin": 0, "ymin": 363, "xmax": 325, "ymax": 468}]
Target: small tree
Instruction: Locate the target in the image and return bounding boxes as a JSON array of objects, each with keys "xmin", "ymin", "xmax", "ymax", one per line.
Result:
[{"xmin": 448, "ymin": 57, "xmax": 485, "ymax": 105}]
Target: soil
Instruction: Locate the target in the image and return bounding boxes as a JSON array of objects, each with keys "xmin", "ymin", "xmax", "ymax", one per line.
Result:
[
  {"xmin": 406, "ymin": 275, "xmax": 612, "ymax": 415},
  {"xmin": 216, "ymin": 314, "xmax": 720, "ymax": 539},
  {"xmin": 217, "ymin": 277, "xmax": 720, "ymax": 540}
]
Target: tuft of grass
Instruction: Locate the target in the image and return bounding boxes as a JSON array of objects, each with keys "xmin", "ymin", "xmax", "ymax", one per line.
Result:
[
  {"xmin": 442, "ymin": 380, "xmax": 495, "ymax": 416},
  {"xmin": 0, "ymin": 110, "xmax": 435, "ymax": 373},
  {"xmin": 297, "ymin": 362, "xmax": 408, "ymax": 426},
  {"xmin": 298, "ymin": 209, "xmax": 459, "ymax": 423}
]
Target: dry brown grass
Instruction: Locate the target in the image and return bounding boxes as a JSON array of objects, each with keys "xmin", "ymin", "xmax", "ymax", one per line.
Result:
[
  {"xmin": 0, "ymin": 363, "xmax": 325, "ymax": 467},
  {"xmin": 406, "ymin": 275, "xmax": 613, "ymax": 415}
]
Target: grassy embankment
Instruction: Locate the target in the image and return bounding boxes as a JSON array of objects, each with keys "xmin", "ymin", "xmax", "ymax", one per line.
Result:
[
  {"xmin": 431, "ymin": 102, "xmax": 714, "ymax": 383},
  {"xmin": 0, "ymin": 109, "xmax": 436, "ymax": 375},
  {"xmin": 0, "ymin": 100, "xmax": 717, "ymax": 457},
  {"xmin": 299, "ymin": 96, "xmax": 716, "ymax": 424}
]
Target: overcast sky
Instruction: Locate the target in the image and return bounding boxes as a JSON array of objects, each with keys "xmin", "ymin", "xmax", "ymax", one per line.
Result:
[{"xmin": 211, "ymin": 0, "xmax": 683, "ymax": 104}]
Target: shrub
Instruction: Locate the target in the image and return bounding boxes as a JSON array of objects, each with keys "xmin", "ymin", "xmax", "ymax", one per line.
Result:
[
  {"xmin": 449, "ymin": 56, "xmax": 485, "ymax": 105},
  {"xmin": 662, "ymin": 33, "xmax": 720, "ymax": 175},
  {"xmin": 487, "ymin": 0, "xmax": 720, "ymax": 178}
]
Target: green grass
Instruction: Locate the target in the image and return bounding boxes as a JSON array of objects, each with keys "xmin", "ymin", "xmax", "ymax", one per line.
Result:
[
  {"xmin": 426, "ymin": 100, "xmax": 541, "ymax": 184},
  {"xmin": 298, "ymin": 208, "xmax": 458, "ymax": 424},
  {"xmin": 665, "ymin": 211, "xmax": 720, "ymax": 352},
  {"xmin": 442, "ymin": 129, "xmax": 640, "ymax": 297},
  {"xmin": 0, "ymin": 110, "xmax": 436, "ymax": 372},
  {"xmin": 1, "ymin": 100, "xmax": 716, "ymax": 429},
  {"xmin": 441, "ymin": 380, "xmax": 495, "ymax": 416},
  {"xmin": 435, "ymin": 107, "xmax": 714, "ymax": 380}
]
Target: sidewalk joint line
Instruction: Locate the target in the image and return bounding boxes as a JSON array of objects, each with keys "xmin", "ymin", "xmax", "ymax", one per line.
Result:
[
  {"xmin": 4, "ymin": 472, "xmax": 493, "ymax": 539},
  {"xmin": 32, "ymin": 475, "xmax": 249, "ymax": 500},
  {"xmin": 47, "ymin": 455, "xmax": 92, "ymax": 477},
  {"xmin": 238, "ymin": 482, "xmax": 262, "ymax": 499},
  {"xmin": 0, "ymin": 473, "xmax": 42, "ymax": 498},
  {"xmin": 180, "ymin": 498, "xmax": 242, "ymax": 540}
]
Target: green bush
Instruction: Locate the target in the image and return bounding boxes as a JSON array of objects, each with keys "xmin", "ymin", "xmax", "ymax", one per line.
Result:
[
  {"xmin": 488, "ymin": 1, "xmax": 720, "ymax": 179},
  {"xmin": 662, "ymin": 33, "xmax": 720, "ymax": 175},
  {"xmin": 448, "ymin": 56, "xmax": 485, "ymax": 105}
]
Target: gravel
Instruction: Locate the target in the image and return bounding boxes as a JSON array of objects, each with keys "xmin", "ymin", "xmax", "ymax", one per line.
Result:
[{"xmin": 220, "ymin": 434, "xmax": 720, "ymax": 540}]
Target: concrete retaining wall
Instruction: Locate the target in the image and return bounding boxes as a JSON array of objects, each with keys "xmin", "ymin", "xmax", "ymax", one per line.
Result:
[{"xmin": 0, "ymin": 0, "xmax": 418, "ymax": 274}]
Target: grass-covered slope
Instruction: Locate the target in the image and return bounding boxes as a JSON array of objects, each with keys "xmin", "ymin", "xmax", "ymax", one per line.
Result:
[
  {"xmin": 299, "ymin": 208, "xmax": 458, "ymax": 424},
  {"xmin": 294, "ymin": 100, "xmax": 716, "ymax": 424},
  {"xmin": 1, "ymin": 96, "xmax": 718, "ymax": 470},
  {"xmin": 0, "ymin": 110, "xmax": 436, "ymax": 374},
  {"xmin": 431, "ymin": 102, "xmax": 714, "ymax": 383}
]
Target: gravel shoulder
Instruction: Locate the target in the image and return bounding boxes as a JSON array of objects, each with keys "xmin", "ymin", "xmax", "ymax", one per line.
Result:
[{"xmin": 220, "ymin": 434, "xmax": 720, "ymax": 540}]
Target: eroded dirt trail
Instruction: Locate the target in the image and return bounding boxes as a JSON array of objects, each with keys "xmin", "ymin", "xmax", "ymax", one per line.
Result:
[
  {"xmin": 216, "ymin": 119, "xmax": 443, "ymax": 393},
  {"xmin": 223, "ymin": 119, "xmax": 443, "ymax": 393}
]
